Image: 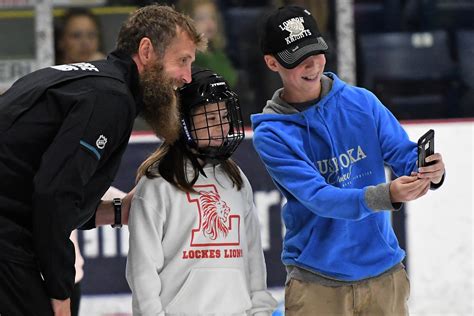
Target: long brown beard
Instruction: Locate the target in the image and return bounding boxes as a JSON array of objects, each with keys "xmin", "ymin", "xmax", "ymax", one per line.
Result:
[{"xmin": 140, "ymin": 61, "xmax": 181, "ymax": 144}]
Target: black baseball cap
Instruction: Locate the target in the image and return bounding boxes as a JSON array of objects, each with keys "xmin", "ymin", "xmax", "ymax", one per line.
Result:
[{"xmin": 261, "ymin": 5, "xmax": 328, "ymax": 69}]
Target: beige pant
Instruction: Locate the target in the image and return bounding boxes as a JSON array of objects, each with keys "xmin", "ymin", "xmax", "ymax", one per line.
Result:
[{"xmin": 285, "ymin": 268, "xmax": 410, "ymax": 316}]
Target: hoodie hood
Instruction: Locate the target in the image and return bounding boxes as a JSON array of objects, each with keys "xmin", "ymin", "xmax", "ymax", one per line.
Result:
[
  {"xmin": 251, "ymin": 72, "xmax": 346, "ymax": 172},
  {"xmin": 260, "ymin": 72, "xmax": 343, "ymax": 116}
]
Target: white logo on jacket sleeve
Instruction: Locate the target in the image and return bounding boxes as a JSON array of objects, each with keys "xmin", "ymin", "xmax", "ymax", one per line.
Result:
[
  {"xmin": 96, "ymin": 135, "xmax": 107, "ymax": 149},
  {"xmin": 50, "ymin": 62, "xmax": 99, "ymax": 72}
]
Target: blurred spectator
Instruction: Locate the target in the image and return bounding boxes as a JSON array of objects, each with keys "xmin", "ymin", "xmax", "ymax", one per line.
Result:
[
  {"xmin": 55, "ymin": 7, "xmax": 105, "ymax": 65},
  {"xmin": 176, "ymin": 0, "xmax": 238, "ymax": 87}
]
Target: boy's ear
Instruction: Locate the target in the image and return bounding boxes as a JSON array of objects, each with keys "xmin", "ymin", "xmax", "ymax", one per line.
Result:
[{"xmin": 264, "ymin": 55, "xmax": 279, "ymax": 72}]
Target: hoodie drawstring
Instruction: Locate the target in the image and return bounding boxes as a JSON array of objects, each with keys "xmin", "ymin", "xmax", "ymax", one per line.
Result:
[{"xmin": 303, "ymin": 113, "xmax": 318, "ymax": 164}]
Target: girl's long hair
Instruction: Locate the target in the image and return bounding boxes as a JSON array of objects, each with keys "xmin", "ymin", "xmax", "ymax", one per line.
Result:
[{"xmin": 136, "ymin": 140, "xmax": 243, "ymax": 192}]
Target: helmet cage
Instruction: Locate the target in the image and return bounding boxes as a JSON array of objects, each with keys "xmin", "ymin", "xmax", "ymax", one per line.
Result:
[{"xmin": 180, "ymin": 79, "xmax": 244, "ymax": 162}]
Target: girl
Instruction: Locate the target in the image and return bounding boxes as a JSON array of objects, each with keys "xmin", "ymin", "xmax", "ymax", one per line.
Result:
[{"xmin": 126, "ymin": 68, "xmax": 277, "ymax": 315}]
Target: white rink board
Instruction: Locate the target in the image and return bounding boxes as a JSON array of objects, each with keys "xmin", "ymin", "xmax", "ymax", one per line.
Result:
[{"xmin": 404, "ymin": 121, "xmax": 473, "ymax": 316}]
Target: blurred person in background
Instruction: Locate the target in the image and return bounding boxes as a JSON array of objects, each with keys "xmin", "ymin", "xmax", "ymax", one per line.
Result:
[
  {"xmin": 0, "ymin": 5, "xmax": 204, "ymax": 316},
  {"xmin": 177, "ymin": 0, "xmax": 238, "ymax": 87},
  {"xmin": 55, "ymin": 7, "xmax": 105, "ymax": 65}
]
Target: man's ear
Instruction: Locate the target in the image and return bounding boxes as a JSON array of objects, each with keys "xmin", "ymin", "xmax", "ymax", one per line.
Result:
[
  {"xmin": 264, "ymin": 55, "xmax": 279, "ymax": 72},
  {"xmin": 137, "ymin": 37, "xmax": 156, "ymax": 66}
]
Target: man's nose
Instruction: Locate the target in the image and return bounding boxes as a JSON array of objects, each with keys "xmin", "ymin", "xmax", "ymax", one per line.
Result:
[{"xmin": 183, "ymin": 67, "xmax": 192, "ymax": 84}]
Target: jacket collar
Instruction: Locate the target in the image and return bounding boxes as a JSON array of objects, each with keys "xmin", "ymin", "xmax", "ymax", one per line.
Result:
[{"xmin": 107, "ymin": 50, "xmax": 143, "ymax": 116}]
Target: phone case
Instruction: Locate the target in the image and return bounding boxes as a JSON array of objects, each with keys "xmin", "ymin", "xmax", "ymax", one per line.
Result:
[{"xmin": 418, "ymin": 129, "xmax": 435, "ymax": 167}]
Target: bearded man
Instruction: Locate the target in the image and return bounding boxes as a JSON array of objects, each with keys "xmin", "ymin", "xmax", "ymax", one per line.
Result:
[{"xmin": 0, "ymin": 5, "xmax": 205, "ymax": 316}]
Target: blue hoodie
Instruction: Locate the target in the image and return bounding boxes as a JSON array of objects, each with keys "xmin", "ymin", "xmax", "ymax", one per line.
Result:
[{"xmin": 251, "ymin": 73, "xmax": 417, "ymax": 281}]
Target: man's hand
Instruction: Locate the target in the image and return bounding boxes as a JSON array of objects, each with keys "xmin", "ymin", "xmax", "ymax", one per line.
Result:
[
  {"xmin": 390, "ymin": 175, "xmax": 431, "ymax": 203},
  {"xmin": 121, "ymin": 187, "xmax": 136, "ymax": 225},
  {"xmin": 51, "ymin": 298, "xmax": 71, "ymax": 316},
  {"xmin": 418, "ymin": 152, "xmax": 445, "ymax": 184},
  {"xmin": 95, "ymin": 186, "xmax": 135, "ymax": 226}
]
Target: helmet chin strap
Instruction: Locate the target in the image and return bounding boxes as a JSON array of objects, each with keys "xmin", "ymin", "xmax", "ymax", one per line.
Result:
[
  {"xmin": 184, "ymin": 144, "xmax": 230, "ymax": 178},
  {"xmin": 182, "ymin": 144, "xmax": 208, "ymax": 178},
  {"xmin": 196, "ymin": 153, "xmax": 227, "ymax": 166}
]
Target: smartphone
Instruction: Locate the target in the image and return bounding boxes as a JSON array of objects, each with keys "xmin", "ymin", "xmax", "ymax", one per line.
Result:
[{"xmin": 417, "ymin": 129, "xmax": 435, "ymax": 167}]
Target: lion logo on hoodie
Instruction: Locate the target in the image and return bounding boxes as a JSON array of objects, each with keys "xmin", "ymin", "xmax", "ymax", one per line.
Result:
[{"xmin": 199, "ymin": 190, "xmax": 231, "ymax": 240}]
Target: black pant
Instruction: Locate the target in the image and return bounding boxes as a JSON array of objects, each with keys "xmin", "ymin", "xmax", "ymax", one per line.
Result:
[
  {"xmin": 70, "ymin": 282, "xmax": 81, "ymax": 316},
  {"xmin": 0, "ymin": 260, "xmax": 53, "ymax": 316}
]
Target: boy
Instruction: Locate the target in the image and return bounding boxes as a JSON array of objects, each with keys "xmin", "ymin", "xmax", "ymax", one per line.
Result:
[{"xmin": 252, "ymin": 5, "xmax": 445, "ymax": 315}]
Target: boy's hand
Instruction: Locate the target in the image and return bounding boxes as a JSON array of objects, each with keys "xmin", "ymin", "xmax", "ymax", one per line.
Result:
[
  {"xmin": 390, "ymin": 175, "xmax": 431, "ymax": 203},
  {"xmin": 418, "ymin": 153, "xmax": 445, "ymax": 184}
]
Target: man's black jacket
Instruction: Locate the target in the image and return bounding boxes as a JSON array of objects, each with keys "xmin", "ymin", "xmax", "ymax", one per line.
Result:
[{"xmin": 0, "ymin": 51, "xmax": 142, "ymax": 299}]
